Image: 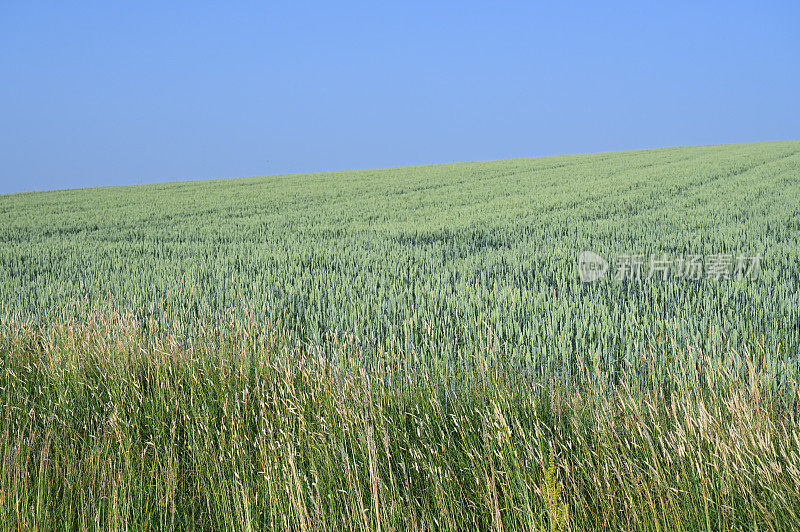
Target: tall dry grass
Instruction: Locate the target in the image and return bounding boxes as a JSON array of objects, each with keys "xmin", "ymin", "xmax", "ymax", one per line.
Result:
[{"xmin": 2, "ymin": 310, "xmax": 799, "ymax": 530}]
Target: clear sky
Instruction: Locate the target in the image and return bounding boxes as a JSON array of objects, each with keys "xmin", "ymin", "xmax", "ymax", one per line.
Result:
[{"xmin": 2, "ymin": 1, "xmax": 799, "ymax": 194}]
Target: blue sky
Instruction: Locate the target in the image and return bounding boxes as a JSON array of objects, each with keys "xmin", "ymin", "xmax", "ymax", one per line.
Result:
[{"xmin": 2, "ymin": 1, "xmax": 799, "ymax": 194}]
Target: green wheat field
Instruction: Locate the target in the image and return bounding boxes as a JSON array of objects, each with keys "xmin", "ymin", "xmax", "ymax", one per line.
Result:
[{"xmin": 2, "ymin": 140, "xmax": 800, "ymax": 530}]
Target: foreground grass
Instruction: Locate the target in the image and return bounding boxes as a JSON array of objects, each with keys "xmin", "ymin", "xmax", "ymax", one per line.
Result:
[{"xmin": 2, "ymin": 312, "xmax": 799, "ymax": 530}]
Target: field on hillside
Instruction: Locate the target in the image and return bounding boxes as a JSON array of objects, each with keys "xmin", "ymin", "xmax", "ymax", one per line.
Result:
[
  {"xmin": 2, "ymin": 141, "xmax": 800, "ymax": 530},
  {"xmin": 3, "ymin": 141, "xmax": 800, "ymax": 373}
]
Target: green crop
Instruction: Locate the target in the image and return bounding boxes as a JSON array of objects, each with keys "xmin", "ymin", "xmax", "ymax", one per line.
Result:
[
  {"xmin": 2, "ymin": 141, "xmax": 798, "ymax": 378},
  {"xmin": 2, "ymin": 140, "xmax": 800, "ymax": 529}
]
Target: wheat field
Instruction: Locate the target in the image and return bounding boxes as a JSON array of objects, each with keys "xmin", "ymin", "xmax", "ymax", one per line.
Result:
[{"xmin": 2, "ymin": 141, "xmax": 800, "ymax": 530}]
